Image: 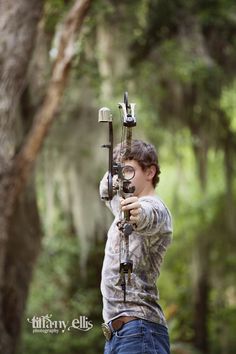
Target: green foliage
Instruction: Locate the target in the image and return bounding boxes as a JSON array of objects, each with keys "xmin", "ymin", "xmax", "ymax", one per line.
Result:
[
  {"xmin": 21, "ymin": 200, "xmax": 105, "ymax": 353},
  {"xmin": 209, "ymin": 307, "xmax": 236, "ymax": 354},
  {"xmin": 21, "ymin": 0, "xmax": 236, "ymax": 353},
  {"xmin": 44, "ymin": 0, "xmax": 73, "ymax": 34},
  {"xmin": 220, "ymin": 80, "xmax": 236, "ymax": 133}
]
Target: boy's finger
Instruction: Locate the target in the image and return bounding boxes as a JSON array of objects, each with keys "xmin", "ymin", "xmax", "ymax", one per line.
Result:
[
  {"xmin": 122, "ymin": 203, "xmax": 140, "ymax": 212},
  {"xmin": 130, "ymin": 208, "xmax": 141, "ymax": 216},
  {"xmin": 121, "ymin": 196, "xmax": 138, "ymax": 206}
]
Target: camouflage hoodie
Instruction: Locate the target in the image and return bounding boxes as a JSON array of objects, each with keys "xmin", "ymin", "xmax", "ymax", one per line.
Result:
[{"xmin": 99, "ymin": 173, "xmax": 173, "ymax": 327}]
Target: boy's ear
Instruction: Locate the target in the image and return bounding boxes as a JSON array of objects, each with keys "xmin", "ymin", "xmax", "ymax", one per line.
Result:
[{"xmin": 146, "ymin": 165, "xmax": 156, "ymax": 180}]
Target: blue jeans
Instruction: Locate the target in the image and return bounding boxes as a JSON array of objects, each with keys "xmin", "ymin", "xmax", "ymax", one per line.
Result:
[{"xmin": 104, "ymin": 319, "xmax": 170, "ymax": 354}]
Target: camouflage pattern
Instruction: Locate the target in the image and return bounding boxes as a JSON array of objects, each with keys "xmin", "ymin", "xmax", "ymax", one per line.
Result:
[{"xmin": 99, "ymin": 174, "xmax": 173, "ymax": 327}]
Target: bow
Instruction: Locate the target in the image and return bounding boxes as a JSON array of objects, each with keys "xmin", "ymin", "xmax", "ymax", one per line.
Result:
[{"xmin": 98, "ymin": 92, "xmax": 137, "ymax": 301}]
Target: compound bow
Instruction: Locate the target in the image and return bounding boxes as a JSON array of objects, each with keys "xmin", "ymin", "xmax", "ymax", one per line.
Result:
[{"xmin": 98, "ymin": 92, "xmax": 136, "ymax": 302}]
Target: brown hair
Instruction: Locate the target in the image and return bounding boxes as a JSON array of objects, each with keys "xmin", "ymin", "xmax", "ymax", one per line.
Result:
[{"xmin": 113, "ymin": 139, "xmax": 161, "ymax": 187}]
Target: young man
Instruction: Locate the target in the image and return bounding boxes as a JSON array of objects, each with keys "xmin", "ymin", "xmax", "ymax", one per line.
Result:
[{"xmin": 99, "ymin": 139, "xmax": 173, "ymax": 354}]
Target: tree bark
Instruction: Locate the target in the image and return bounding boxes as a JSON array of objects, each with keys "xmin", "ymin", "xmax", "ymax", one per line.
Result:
[
  {"xmin": 192, "ymin": 238, "xmax": 210, "ymax": 354},
  {"xmin": 0, "ymin": 1, "xmax": 43, "ymax": 352},
  {"xmin": 0, "ymin": 0, "xmax": 43, "ymax": 158},
  {"xmin": 2, "ymin": 182, "xmax": 42, "ymax": 354},
  {"xmin": 191, "ymin": 131, "xmax": 210, "ymax": 354}
]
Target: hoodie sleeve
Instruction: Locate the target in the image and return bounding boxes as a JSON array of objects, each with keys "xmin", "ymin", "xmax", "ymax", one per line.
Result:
[
  {"xmin": 134, "ymin": 197, "xmax": 173, "ymax": 237},
  {"xmin": 99, "ymin": 172, "xmax": 109, "ymax": 200},
  {"xmin": 99, "ymin": 172, "xmax": 120, "ymax": 217}
]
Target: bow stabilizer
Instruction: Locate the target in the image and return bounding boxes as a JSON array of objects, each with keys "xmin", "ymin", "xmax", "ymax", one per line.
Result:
[{"xmin": 98, "ymin": 107, "xmax": 114, "ymax": 200}]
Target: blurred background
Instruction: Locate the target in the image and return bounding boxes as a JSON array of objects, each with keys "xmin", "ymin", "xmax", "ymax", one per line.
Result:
[{"xmin": 1, "ymin": 0, "xmax": 236, "ymax": 353}]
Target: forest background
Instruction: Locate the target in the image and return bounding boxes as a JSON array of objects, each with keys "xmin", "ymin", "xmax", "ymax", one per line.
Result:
[{"xmin": 0, "ymin": 0, "xmax": 235, "ymax": 354}]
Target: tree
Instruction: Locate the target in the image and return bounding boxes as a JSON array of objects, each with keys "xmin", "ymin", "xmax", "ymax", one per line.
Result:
[
  {"xmin": 0, "ymin": 0, "xmax": 91, "ymax": 352},
  {"xmin": 11, "ymin": 1, "xmax": 235, "ymax": 353}
]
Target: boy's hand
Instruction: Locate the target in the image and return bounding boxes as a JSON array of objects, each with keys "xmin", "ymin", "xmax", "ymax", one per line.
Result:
[{"xmin": 120, "ymin": 196, "xmax": 142, "ymax": 224}]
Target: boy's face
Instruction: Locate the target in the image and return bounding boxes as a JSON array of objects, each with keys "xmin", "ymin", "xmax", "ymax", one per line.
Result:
[{"xmin": 123, "ymin": 159, "xmax": 155, "ymax": 197}]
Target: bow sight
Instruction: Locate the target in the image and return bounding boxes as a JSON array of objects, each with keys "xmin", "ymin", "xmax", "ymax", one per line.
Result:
[{"xmin": 98, "ymin": 92, "xmax": 137, "ymax": 302}]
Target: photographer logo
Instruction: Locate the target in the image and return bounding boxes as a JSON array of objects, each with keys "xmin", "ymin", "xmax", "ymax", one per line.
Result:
[{"xmin": 27, "ymin": 314, "xmax": 93, "ymax": 334}]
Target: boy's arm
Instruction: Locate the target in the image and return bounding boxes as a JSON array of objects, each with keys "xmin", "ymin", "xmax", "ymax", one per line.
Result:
[
  {"xmin": 121, "ymin": 197, "xmax": 172, "ymax": 236},
  {"xmin": 99, "ymin": 172, "xmax": 119, "ymax": 216},
  {"xmin": 99, "ymin": 172, "xmax": 109, "ymax": 200}
]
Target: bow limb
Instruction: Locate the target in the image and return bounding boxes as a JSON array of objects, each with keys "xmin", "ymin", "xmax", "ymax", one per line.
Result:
[{"xmin": 118, "ymin": 92, "xmax": 136, "ymax": 159}]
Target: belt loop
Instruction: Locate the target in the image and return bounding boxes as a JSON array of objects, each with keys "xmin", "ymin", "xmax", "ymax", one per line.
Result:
[{"xmin": 109, "ymin": 320, "xmax": 114, "ymax": 333}]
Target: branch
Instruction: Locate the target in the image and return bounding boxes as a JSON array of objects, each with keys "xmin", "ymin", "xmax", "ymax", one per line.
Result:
[{"xmin": 7, "ymin": 0, "xmax": 91, "ymax": 212}]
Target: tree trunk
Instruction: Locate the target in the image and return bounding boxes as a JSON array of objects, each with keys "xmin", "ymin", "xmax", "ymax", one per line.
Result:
[
  {"xmin": 2, "ymin": 183, "xmax": 42, "ymax": 354},
  {"xmin": 192, "ymin": 239, "xmax": 210, "ymax": 354},
  {"xmin": 190, "ymin": 116, "xmax": 210, "ymax": 354},
  {"xmin": 192, "ymin": 144, "xmax": 210, "ymax": 353},
  {"xmin": 0, "ymin": 1, "xmax": 43, "ymax": 352}
]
